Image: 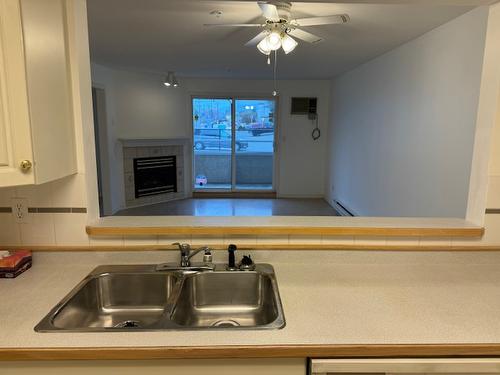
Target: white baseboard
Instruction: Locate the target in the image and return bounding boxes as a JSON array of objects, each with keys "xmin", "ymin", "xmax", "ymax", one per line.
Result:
[{"xmin": 276, "ymin": 194, "xmax": 325, "ymax": 199}]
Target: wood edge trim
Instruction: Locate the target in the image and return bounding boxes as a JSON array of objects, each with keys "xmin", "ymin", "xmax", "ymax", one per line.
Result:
[
  {"xmin": 85, "ymin": 226, "xmax": 484, "ymax": 238},
  {"xmin": 4, "ymin": 244, "xmax": 500, "ymax": 252},
  {"xmin": 3, "ymin": 344, "xmax": 500, "ymax": 361}
]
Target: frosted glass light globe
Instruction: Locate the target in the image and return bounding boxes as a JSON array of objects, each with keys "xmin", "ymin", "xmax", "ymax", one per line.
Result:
[
  {"xmin": 281, "ymin": 34, "xmax": 298, "ymax": 54},
  {"xmin": 257, "ymin": 37, "xmax": 272, "ymax": 55},
  {"xmin": 267, "ymin": 31, "xmax": 282, "ymax": 50}
]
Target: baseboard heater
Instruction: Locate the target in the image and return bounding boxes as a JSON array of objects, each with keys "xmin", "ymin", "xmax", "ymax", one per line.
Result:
[{"xmin": 333, "ymin": 200, "xmax": 355, "ymax": 217}]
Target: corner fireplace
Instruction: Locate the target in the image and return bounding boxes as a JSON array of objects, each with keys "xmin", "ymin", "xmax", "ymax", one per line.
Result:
[{"xmin": 133, "ymin": 155, "xmax": 177, "ymax": 198}]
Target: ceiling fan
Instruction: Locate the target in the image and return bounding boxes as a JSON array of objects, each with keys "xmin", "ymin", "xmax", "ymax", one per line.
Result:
[{"xmin": 204, "ymin": 1, "xmax": 349, "ymax": 55}]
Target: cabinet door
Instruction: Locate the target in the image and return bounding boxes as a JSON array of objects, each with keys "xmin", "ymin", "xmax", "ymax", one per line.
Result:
[
  {"xmin": 1, "ymin": 358, "xmax": 306, "ymax": 375},
  {"xmin": 20, "ymin": 0, "xmax": 77, "ymax": 184},
  {"xmin": 0, "ymin": 0, "xmax": 35, "ymax": 187}
]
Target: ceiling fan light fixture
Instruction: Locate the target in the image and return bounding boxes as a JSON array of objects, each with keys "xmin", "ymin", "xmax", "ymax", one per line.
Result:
[
  {"xmin": 204, "ymin": 2, "xmax": 350, "ymax": 59},
  {"xmin": 267, "ymin": 30, "xmax": 282, "ymax": 50},
  {"xmin": 257, "ymin": 37, "xmax": 272, "ymax": 55},
  {"xmin": 281, "ymin": 34, "xmax": 298, "ymax": 54}
]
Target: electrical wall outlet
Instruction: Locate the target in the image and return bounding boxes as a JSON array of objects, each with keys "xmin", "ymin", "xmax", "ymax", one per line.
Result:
[{"xmin": 11, "ymin": 198, "xmax": 29, "ymax": 223}]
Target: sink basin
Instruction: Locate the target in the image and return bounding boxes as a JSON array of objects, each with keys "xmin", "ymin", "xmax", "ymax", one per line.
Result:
[
  {"xmin": 171, "ymin": 271, "xmax": 282, "ymax": 328},
  {"xmin": 52, "ymin": 271, "xmax": 179, "ymax": 329},
  {"xmin": 35, "ymin": 264, "xmax": 285, "ymax": 332}
]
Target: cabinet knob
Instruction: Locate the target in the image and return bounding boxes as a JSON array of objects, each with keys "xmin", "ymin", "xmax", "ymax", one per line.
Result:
[{"xmin": 20, "ymin": 160, "xmax": 33, "ymax": 172}]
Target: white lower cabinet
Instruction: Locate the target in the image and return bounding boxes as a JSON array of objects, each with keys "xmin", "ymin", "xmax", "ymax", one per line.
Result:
[
  {"xmin": 0, "ymin": 358, "xmax": 306, "ymax": 375},
  {"xmin": 310, "ymin": 358, "xmax": 500, "ymax": 375}
]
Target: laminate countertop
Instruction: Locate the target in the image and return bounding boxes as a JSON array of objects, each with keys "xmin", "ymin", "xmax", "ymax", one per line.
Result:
[{"xmin": 2, "ymin": 250, "xmax": 500, "ymax": 360}]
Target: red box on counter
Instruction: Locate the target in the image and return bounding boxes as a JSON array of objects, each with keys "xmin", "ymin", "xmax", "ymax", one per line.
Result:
[{"xmin": 0, "ymin": 250, "xmax": 32, "ymax": 278}]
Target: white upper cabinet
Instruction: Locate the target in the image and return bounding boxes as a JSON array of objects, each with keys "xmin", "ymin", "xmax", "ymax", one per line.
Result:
[{"xmin": 0, "ymin": 0, "xmax": 76, "ymax": 187}]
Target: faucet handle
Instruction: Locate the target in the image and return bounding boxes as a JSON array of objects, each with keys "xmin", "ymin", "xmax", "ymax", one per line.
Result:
[
  {"xmin": 199, "ymin": 246, "xmax": 211, "ymax": 254},
  {"xmin": 202, "ymin": 247, "xmax": 213, "ymax": 264}
]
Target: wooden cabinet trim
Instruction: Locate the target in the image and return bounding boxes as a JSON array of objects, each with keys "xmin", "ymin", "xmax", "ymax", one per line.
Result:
[{"xmin": 3, "ymin": 344, "xmax": 500, "ymax": 361}]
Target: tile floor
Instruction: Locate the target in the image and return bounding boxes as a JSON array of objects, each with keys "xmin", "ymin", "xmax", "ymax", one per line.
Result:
[{"xmin": 114, "ymin": 198, "xmax": 339, "ymax": 217}]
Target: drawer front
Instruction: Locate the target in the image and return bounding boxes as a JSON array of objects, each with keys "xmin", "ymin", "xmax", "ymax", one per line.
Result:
[{"xmin": 310, "ymin": 358, "xmax": 500, "ymax": 375}]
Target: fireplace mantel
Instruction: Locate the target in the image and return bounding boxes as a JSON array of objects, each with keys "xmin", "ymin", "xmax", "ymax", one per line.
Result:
[{"xmin": 119, "ymin": 138, "xmax": 191, "ymax": 148}]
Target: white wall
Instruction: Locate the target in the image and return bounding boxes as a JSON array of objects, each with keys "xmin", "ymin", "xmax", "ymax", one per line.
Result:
[
  {"xmin": 326, "ymin": 7, "xmax": 489, "ymax": 218},
  {"xmin": 91, "ymin": 65, "xmax": 330, "ymax": 200},
  {"xmin": 485, "ymin": 85, "xmax": 500, "ymax": 214},
  {"xmin": 490, "ymin": 92, "xmax": 500, "ymax": 179},
  {"xmin": 99, "ymin": 68, "xmax": 190, "ymax": 140},
  {"xmin": 466, "ymin": 3, "xmax": 500, "ymax": 224},
  {"xmin": 91, "ymin": 64, "xmax": 124, "ymax": 215}
]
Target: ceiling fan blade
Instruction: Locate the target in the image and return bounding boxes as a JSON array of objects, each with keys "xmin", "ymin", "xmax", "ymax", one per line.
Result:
[
  {"xmin": 245, "ymin": 31, "xmax": 268, "ymax": 46},
  {"xmin": 204, "ymin": 23, "xmax": 263, "ymax": 27},
  {"xmin": 258, "ymin": 2, "xmax": 280, "ymax": 22},
  {"xmin": 292, "ymin": 14, "xmax": 349, "ymax": 27},
  {"xmin": 287, "ymin": 28, "xmax": 323, "ymax": 44}
]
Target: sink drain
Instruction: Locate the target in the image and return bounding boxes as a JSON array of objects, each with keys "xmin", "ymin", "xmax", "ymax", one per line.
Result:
[
  {"xmin": 211, "ymin": 319, "xmax": 241, "ymax": 328},
  {"xmin": 114, "ymin": 320, "xmax": 141, "ymax": 328}
]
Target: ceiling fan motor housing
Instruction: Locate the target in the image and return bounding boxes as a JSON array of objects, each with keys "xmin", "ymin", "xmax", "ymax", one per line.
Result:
[{"xmin": 269, "ymin": 1, "xmax": 292, "ymax": 21}]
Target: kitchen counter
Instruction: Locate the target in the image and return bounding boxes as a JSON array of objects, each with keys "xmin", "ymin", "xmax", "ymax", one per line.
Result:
[{"xmin": 2, "ymin": 250, "xmax": 500, "ymax": 360}]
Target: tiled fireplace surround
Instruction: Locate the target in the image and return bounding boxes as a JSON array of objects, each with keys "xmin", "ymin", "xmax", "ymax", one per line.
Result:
[{"xmin": 121, "ymin": 139, "xmax": 189, "ymax": 208}]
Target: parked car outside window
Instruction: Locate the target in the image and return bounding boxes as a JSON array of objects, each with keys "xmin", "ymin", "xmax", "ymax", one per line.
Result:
[{"xmin": 193, "ymin": 129, "xmax": 248, "ymax": 151}]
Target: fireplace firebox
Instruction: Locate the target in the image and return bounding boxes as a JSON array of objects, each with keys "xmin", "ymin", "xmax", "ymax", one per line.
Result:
[{"xmin": 133, "ymin": 156, "xmax": 177, "ymax": 198}]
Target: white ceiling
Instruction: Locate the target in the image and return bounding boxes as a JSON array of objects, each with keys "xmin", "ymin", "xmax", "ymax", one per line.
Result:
[{"xmin": 87, "ymin": 0, "xmax": 480, "ymax": 79}]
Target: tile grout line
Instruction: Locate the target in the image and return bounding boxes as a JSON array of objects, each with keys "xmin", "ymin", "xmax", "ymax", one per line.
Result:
[{"xmin": 0, "ymin": 207, "xmax": 87, "ymax": 213}]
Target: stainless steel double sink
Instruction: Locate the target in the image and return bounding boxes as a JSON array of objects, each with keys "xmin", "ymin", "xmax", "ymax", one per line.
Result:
[{"xmin": 35, "ymin": 264, "xmax": 285, "ymax": 332}]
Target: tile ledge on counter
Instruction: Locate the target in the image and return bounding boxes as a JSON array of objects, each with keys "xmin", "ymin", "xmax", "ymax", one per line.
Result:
[{"xmin": 85, "ymin": 216, "xmax": 484, "ymax": 238}]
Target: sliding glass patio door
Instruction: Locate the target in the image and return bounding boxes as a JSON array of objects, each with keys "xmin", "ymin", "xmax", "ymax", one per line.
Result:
[
  {"xmin": 192, "ymin": 97, "xmax": 276, "ymax": 192},
  {"xmin": 192, "ymin": 98, "xmax": 233, "ymax": 190}
]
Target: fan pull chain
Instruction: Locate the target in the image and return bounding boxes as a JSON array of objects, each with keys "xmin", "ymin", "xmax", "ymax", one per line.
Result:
[{"xmin": 273, "ymin": 50, "xmax": 278, "ymax": 96}]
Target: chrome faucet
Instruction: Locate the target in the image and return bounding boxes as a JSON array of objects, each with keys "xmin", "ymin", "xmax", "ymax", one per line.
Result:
[
  {"xmin": 156, "ymin": 243, "xmax": 214, "ymax": 272},
  {"xmin": 173, "ymin": 242, "xmax": 211, "ymax": 267}
]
